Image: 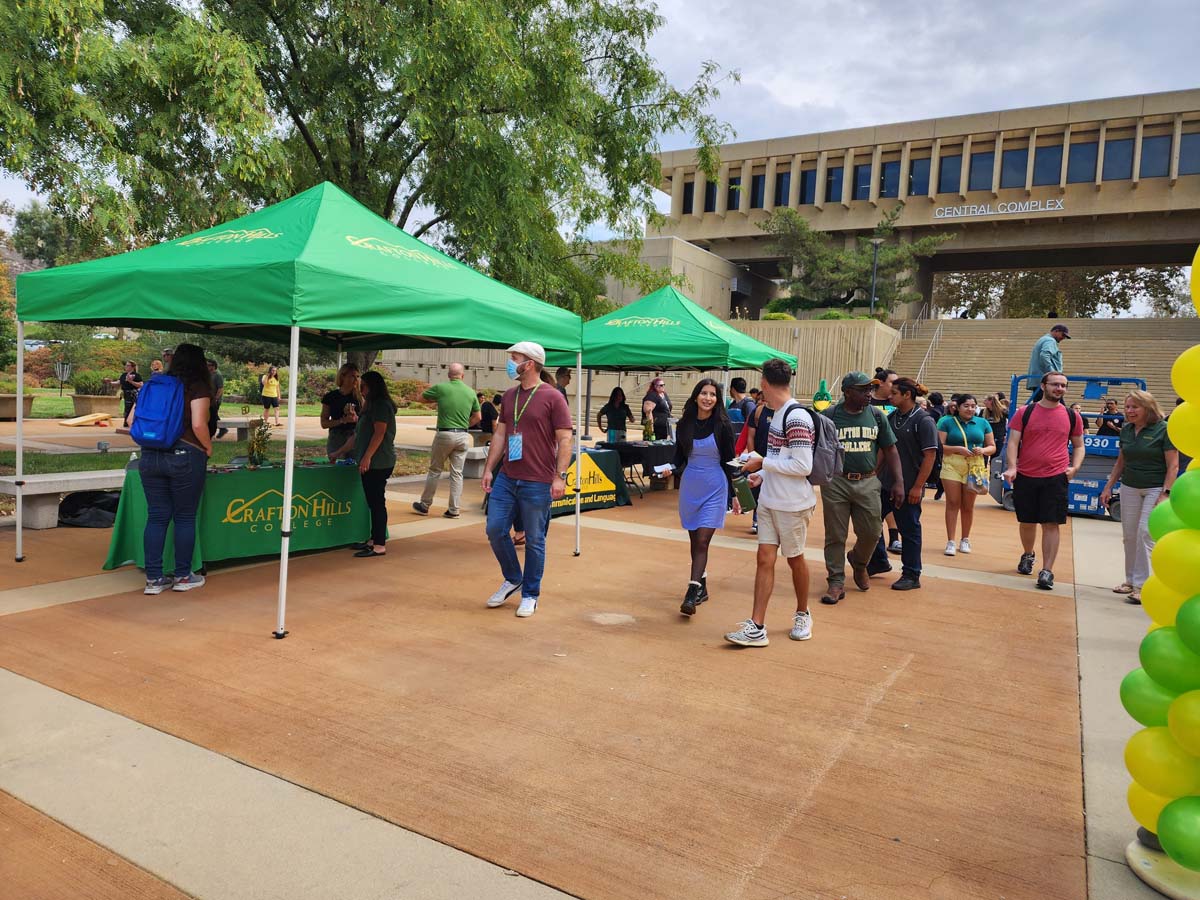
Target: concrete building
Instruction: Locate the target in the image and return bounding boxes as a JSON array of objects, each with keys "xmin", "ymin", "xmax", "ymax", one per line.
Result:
[{"xmin": 651, "ymin": 89, "xmax": 1200, "ymax": 319}]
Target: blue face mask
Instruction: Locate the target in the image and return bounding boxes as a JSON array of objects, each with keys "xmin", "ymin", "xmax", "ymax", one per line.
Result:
[{"xmin": 506, "ymin": 359, "xmax": 520, "ymax": 380}]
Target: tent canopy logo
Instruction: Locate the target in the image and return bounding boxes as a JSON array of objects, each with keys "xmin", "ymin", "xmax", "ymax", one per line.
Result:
[
  {"xmin": 345, "ymin": 235, "xmax": 457, "ymax": 270},
  {"xmin": 604, "ymin": 316, "xmax": 681, "ymax": 328},
  {"xmin": 179, "ymin": 228, "xmax": 281, "ymax": 246}
]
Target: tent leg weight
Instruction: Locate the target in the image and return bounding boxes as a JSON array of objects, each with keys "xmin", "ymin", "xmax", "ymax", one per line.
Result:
[{"xmin": 272, "ymin": 630, "xmax": 289, "ymax": 640}]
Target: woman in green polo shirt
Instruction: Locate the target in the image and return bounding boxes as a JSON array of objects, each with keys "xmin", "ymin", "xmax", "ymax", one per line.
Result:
[
  {"xmin": 1100, "ymin": 390, "xmax": 1179, "ymax": 604},
  {"xmin": 937, "ymin": 394, "xmax": 996, "ymax": 557}
]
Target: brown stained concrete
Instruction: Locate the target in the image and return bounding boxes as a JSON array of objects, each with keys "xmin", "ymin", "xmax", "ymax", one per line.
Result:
[
  {"xmin": 0, "ymin": 505, "xmax": 1086, "ymax": 900},
  {"xmin": 0, "ymin": 523, "xmax": 118, "ymax": 591},
  {"xmin": 0, "ymin": 790, "xmax": 191, "ymax": 900}
]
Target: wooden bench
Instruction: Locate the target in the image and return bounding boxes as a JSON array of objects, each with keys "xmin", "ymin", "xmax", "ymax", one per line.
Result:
[{"xmin": 0, "ymin": 469, "xmax": 127, "ymax": 529}]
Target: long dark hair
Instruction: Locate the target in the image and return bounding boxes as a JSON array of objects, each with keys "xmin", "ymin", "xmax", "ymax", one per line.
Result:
[
  {"xmin": 360, "ymin": 370, "xmax": 396, "ymax": 413},
  {"xmin": 167, "ymin": 343, "xmax": 212, "ymax": 391},
  {"xmin": 675, "ymin": 378, "xmax": 732, "ymax": 458},
  {"xmin": 607, "ymin": 387, "xmax": 627, "ymax": 408}
]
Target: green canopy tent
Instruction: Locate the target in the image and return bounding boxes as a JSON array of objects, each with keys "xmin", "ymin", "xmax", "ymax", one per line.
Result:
[
  {"xmin": 544, "ymin": 284, "xmax": 797, "ymax": 428},
  {"xmin": 14, "ymin": 182, "xmax": 584, "ymax": 636}
]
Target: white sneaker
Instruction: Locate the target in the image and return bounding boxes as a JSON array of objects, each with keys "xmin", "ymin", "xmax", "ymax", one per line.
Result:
[
  {"xmin": 959, "ymin": 538, "xmax": 972, "ymax": 554},
  {"xmin": 789, "ymin": 610, "xmax": 812, "ymax": 641},
  {"xmin": 944, "ymin": 541, "xmax": 957, "ymax": 557},
  {"xmin": 171, "ymin": 573, "xmax": 206, "ymax": 592},
  {"xmin": 516, "ymin": 596, "xmax": 538, "ymax": 617},
  {"xmin": 725, "ymin": 620, "xmax": 769, "ymax": 647},
  {"xmin": 486, "ymin": 580, "xmax": 522, "ymax": 608}
]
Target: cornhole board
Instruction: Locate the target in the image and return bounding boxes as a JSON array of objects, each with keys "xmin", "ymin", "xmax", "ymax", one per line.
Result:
[{"xmin": 57, "ymin": 414, "xmax": 113, "ymax": 427}]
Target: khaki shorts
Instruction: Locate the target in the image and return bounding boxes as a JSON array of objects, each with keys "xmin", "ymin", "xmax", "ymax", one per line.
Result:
[{"xmin": 757, "ymin": 504, "xmax": 815, "ymax": 558}]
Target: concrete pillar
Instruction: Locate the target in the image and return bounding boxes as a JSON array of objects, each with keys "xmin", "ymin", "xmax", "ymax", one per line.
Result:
[
  {"xmin": 869, "ymin": 144, "xmax": 883, "ymax": 206},
  {"xmin": 929, "ymin": 139, "xmax": 941, "ymax": 200},
  {"xmin": 959, "ymin": 134, "xmax": 972, "ymax": 199},
  {"xmin": 1059, "ymin": 125, "xmax": 1072, "ymax": 191},
  {"xmin": 914, "ymin": 258, "xmax": 934, "ymax": 310},
  {"xmin": 1024, "ymin": 128, "xmax": 1038, "ymax": 195},
  {"xmin": 692, "ymin": 166, "xmax": 706, "ymax": 219},
  {"xmin": 815, "ymin": 151, "xmax": 828, "ymax": 209},
  {"xmin": 764, "ymin": 156, "xmax": 778, "ymax": 212},
  {"xmin": 670, "ymin": 166, "xmax": 685, "ymax": 219},
  {"xmin": 788, "ymin": 154, "xmax": 802, "ymax": 207},
  {"xmin": 898, "ymin": 142, "xmax": 911, "ymax": 200},
  {"xmin": 841, "ymin": 149, "xmax": 853, "ymax": 208},
  {"xmin": 1172, "ymin": 114, "xmax": 1183, "ymax": 185},
  {"xmin": 739, "ymin": 161, "xmax": 753, "ymax": 214},
  {"xmin": 991, "ymin": 133, "xmax": 1003, "ymax": 197},
  {"xmin": 716, "ymin": 162, "xmax": 730, "ymax": 216},
  {"xmin": 1132, "ymin": 118, "xmax": 1144, "ymax": 188},
  {"xmin": 1095, "ymin": 121, "xmax": 1107, "ymax": 190}
]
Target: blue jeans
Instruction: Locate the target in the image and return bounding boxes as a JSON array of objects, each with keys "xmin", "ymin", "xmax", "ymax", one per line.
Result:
[
  {"xmin": 871, "ymin": 489, "xmax": 923, "ymax": 578},
  {"xmin": 486, "ymin": 471, "xmax": 552, "ymax": 598},
  {"xmin": 141, "ymin": 442, "xmax": 208, "ymax": 579}
]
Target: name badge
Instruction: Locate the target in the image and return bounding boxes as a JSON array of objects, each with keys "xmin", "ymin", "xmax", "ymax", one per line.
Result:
[{"xmin": 507, "ymin": 434, "xmax": 524, "ymax": 462}]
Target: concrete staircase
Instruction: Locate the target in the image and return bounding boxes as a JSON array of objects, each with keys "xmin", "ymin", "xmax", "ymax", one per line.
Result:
[{"xmin": 888, "ymin": 318, "xmax": 1200, "ymax": 403}]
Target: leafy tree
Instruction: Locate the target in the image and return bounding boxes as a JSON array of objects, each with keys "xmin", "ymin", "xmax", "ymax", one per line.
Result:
[
  {"xmin": 0, "ymin": 261, "xmax": 15, "ymax": 369},
  {"xmin": 146, "ymin": 331, "xmax": 334, "ymax": 369},
  {"xmin": 933, "ymin": 267, "xmax": 1191, "ymax": 319},
  {"xmin": 762, "ymin": 205, "xmax": 953, "ymax": 315},
  {"xmin": 11, "ymin": 201, "xmax": 77, "ymax": 267}
]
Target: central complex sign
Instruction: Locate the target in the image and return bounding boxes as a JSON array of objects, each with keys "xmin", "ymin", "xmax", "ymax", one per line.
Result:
[{"xmin": 934, "ymin": 198, "xmax": 1066, "ymax": 219}]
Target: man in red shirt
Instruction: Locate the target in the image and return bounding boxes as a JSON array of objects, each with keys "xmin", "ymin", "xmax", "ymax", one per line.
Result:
[
  {"xmin": 481, "ymin": 342, "xmax": 574, "ymax": 618},
  {"xmin": 1001, "ymin": 371, "xmax": 1085, "ymax": 590}
]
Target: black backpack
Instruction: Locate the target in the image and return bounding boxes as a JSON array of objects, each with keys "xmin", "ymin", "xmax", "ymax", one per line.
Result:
[{"xmin": 1017, "ymin": 403, "xmax": 1078, "ymax": 457}]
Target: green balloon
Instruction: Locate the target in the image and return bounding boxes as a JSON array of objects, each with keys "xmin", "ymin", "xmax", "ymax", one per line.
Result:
[
  {"xmin": 1121, "ymin": 668, "xmax": 1180, "ymax": 726},
  {"xmin": 1179, "ymin": 596, "xmax": 1200, "ymax": 657},
  {"xmin": 1141, "ymin": 627, "xmax": 1200, "ymax": 694},
  {"xmin": 1171, "ymin": 471, "xmax": 1200, "ymax": 528},
  {"xmin": 1150, "ymin": 501, "xmax": 1190, "ymax": 541},
  {"xmin": 1159, "ymin": 796, "xmax": 1200, "ymax": 872}
]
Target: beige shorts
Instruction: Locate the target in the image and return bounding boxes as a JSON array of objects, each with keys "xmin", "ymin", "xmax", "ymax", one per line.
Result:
[
  {"xmin": 757, "ymin": 504, "xmax": 815, "ymax": 558},
  {"xmin": 941, "ymin": 453, "xmax": 970, "ymax": 484}
]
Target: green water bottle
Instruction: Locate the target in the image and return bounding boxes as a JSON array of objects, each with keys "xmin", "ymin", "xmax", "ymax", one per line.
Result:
[{"xmin": 813, "ymin": 378, "xmax": 832, "ymax": 412}]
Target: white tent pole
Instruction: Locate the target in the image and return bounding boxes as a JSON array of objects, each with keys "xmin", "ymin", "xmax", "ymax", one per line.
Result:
[
  {"xmin": 14, "ymin": 320, "xmax": 25, "ymax": 562},
  {"xmin": 273, "ymin": 324, "xmax": 301, "ymax": 638},
  {"xmin": 574, "ymin": 351, "xmax": 582, "ymax": 557},
  {"xmin": 336, "ymin": 338, "xmax": 343, "ymax": 372},
  {"xmin": 721, "ymin": 368, "xmax": 730, "ymax": 399}
]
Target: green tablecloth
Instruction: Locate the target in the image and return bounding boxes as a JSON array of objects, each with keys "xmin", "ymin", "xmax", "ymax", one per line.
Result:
[
  {"xmin": 104, "ymin": 464, "xmax": 373, "ymax": 571},
  {"xmin": 549, "ymin": 448, "xmax": 631, "ymax": 518}
]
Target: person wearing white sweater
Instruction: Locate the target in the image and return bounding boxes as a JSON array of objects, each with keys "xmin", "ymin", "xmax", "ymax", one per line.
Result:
[{"xmin": 725, "ymin": 358, "xmax": 816, "ymax": 648}]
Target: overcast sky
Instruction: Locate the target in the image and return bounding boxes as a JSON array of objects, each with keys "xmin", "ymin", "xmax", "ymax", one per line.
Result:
[{"xmin": 4, "ymin": 0, "xmax": 1199, "ymax": 221}]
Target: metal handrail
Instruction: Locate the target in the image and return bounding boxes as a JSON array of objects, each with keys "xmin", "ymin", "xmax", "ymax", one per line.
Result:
[{"xmin": 915, "ymin": 322, "xmax": 944, "ymax": 385}]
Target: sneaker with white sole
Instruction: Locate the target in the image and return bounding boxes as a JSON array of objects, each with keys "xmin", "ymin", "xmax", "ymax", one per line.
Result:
[
  {"xmin": 725, "ymin": 620, "xmax": 769, "ymax": 647},
  {"xmin": 486, "ymin": 580, "xmax": 522, "ymax": 608},
  {"xmin": 958, "ymin": 538, "xmax": 972, "ymax": 554},
  {"xmin": 943, "ymin": 540, "xmax": 956, "ymax": 557},
  {"xmin": 789, "ymin": 610, "xmax": 812, "ymax": 641},
  {"xmin": 171, "ymin": 573, "xmax": 206, "ymax": 592},
  {"xmin": 516, "ymin": 596, "xmax": 538, "ymax": 617},
  {"xmin": 144, "ymin": 576, "xmax": 174, "ymax": 595}
]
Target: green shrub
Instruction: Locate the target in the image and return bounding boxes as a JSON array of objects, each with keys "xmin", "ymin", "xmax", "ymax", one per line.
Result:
[
  {"xmin": 816, "ymin": 310, "xmax": 851, "ymax": 320},
  {"xmin": 761, "ymin": 312, "xmax": 795, "ymax": 321},
  {"xmin": 70, "ymin": 371, "xmax": 115, "ymax": 395}
]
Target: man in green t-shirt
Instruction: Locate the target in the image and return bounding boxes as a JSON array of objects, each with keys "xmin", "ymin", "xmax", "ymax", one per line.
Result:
[
  {"xmin": 413, "ymin": 363, "xmax": 482, "ymax": 518},
  {"xmin": 819, "ymin": 371, "xmax": 903, "ymax": 605}
]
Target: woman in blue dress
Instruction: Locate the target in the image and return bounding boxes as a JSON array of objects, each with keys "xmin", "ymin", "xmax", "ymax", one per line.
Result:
[{"xmin": 672, "ymin": 378, "xmax": 737, "ymax": 616}]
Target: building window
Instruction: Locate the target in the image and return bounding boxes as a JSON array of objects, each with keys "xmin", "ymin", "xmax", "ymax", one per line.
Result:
[
  {"xmin": 1140, "ymin": 135, "xmax": 1171, "ymax": 179},
  {"xmin": 799, "ymin": 169, "xmax": 817, "ymax": 204},
  {"xmin": 1182, "ymin": 133, "xmax": 1200, "ymax": 176},
  {"xmin": 1033, "ymin": 144, "xmax": 1063, "ymax": 186},
  {"xmin": 1102, "ymin": 137, "xmax": 1134, "ymax": 181},
  {"xmin": 968, "ymin": 151, "xmax": 994, "ymax": 191},
  {"xmin": 825, "ymin": 166, "xmax": 844, "ymax": 203},
  {"xmin": 682, "ymin": 181, "xmax": 694, "ymax": 214},
  {"xmin": 879, "ymin": 161, "xmax": 901, "ymax": 198},
  {"xmin": 1066, "ymin": 142, "xmax": 1098, "ymax": 183},
  {"xmin": 703, "ymin": 181, "xmax": 718, "ymax": 213},
  {"xmin": 726, "ymin": 176, "xmax": 741, "ymax": 210},
  {"xmin": 1000, "ymin": 148, "xmax": 1027, "ymax": 189},
  {"xmin": 937, "ymin": 154, "xmax": 961, "ymax": 193},
  {"xmin": 908, "ymin": 158, "xmax": 931, "ymax": 196},
  {"xmin": 852, "ymin": 164, "xmax": 872, "ymax": 200},
  {"xmin": 774, "ymin": 171, "xmax": 791, "ymax": 207},
  {"xmin": 750, "ymin": 173, "xmax": 766, "ymax": 208}
]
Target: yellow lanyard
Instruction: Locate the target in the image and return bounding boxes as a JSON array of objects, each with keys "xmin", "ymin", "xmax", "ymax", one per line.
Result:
[{"xmin": 513, "ymin": 384, "xmax": 541, "ymax": 430}]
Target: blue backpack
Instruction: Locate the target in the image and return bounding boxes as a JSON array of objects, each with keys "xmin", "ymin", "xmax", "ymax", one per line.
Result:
[{"xmin": 131, "ymin": 374, "xmax": 186, "ymax": 449}]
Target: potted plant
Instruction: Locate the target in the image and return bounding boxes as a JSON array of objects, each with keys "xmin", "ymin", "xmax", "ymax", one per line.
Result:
[
  {"xmin": 0, "ymin": 378, "xmax": 35, "ymax": 421},
  {"xmin": 70, "ymin": 371, "xmax": 123, "ymax": 417},
  {"xmin": 246, "ymin": 419, "xmax": 273, "ymax": 467}
]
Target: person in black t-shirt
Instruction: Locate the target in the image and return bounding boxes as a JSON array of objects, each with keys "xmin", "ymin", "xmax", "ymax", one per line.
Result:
[
  {"xmin": 118, "ymin": 360, "xmax": 143, "ymax": 425},
  {"xmin": 477, "ymin": 391, "xmax": 499, "ymax": 434},
  {"xmin": 320, "ymin": 363, "xmax": 362, "ymax": 457},
  {"xmin": 597, "ymin": 387, "xmax": 634, "ymax": 442},
  {"xmin": 1096, "ymin": 397, "xmax": 1123, "ymax": 437}
]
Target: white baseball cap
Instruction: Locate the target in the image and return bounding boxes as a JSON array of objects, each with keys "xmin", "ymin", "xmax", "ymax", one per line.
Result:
[{"xmin": 506, "ymin": 341, "xmax": 546, "ymax": 364}]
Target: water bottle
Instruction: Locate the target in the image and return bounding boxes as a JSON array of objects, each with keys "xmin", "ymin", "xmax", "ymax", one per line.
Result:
[{"xmin": 732, "ymin": 473, "xmax": 756, "ymax": 511}]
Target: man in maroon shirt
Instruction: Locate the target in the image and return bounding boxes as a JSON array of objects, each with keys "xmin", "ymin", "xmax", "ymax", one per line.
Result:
[
  {"xmin": 482, "ymin": 342, "xmax": 574, "ymax": 617},
  {"xmin": 1002, "ymin": 371, "xmax": 1085, "ymax": 590}
]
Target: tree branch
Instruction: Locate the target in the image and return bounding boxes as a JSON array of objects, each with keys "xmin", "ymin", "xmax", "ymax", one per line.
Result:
[
  {"xmin": 412, "ymin": 213, "xmax": 447, "ymax": 239},
  {"xmin": 396, "ymin": 174, "xmax": 429, "ymax": 228}
]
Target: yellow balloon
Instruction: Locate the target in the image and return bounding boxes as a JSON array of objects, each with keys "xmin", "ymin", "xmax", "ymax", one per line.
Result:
[
  {"xmin": 1151, "ymin": 529, "xmax": 1200, "ymax": 595},
  {"xmin": 1174, "ymin": 346, "xmax": 1200, "ymax": 405},
  {"xmin": 1129, "ymin": 780, "xmax": 1174, "ymax": 832},
  {"xmin": 1170, "ymin": 691, "xmax": 1200, "ymax": 756},
  {"xmin": 1126, "ymin": 726, "xmax": 1200, "ymax": 797},
  {"xmin": 1191, "ymin": 458, "xmax": 1200, "ymax": 473},
  {"xmin": 1169, "ymin": 402, "xmax": 1200, "ymax": 459},
  {"xmin": 1144, "ymin": 577, "xmax": 1193, "ymax": 627}
]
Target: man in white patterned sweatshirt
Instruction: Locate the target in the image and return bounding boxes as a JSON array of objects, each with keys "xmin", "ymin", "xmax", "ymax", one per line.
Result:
[{"xmin": 725, "ymin": 358, "xmax": 817, "ymax": 647}]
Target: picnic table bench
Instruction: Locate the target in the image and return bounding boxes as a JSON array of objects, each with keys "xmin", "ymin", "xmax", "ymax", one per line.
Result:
[{"xmin": 0, "ymin": 469, "xmax": 127, "ymax": 529}]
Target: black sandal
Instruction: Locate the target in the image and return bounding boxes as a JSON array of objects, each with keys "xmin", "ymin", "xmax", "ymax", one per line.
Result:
[{"xmin": 354, "ymin": 547, "xmax": 385, "ymax": 558}]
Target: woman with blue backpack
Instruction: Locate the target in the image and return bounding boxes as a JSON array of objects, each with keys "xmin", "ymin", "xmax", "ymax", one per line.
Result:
[{"xmin": 130, "ymin": 342, "xmax": 213, "ymax": 595}]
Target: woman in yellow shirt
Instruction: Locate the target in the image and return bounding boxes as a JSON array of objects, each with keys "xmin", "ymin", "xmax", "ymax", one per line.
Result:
[{"xmin": 260, "ymin": 365, "xmax": 281, "ymax": 427}]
